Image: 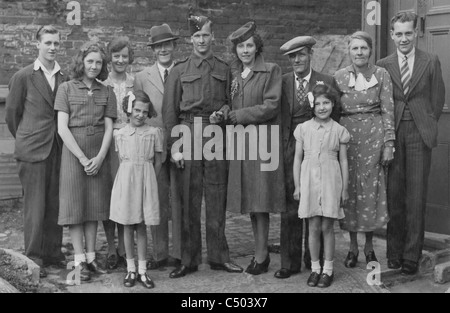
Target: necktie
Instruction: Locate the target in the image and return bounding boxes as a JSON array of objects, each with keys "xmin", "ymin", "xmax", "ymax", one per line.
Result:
[
  {"xmin": 296, "ymin": 78, "xmax": 308, "ymax": 105},
  {"xmin": 164, "ymin": 69, "xmax": 168, "ymax": 82},
  {"xmin": 401, "ymin": 56, "xmax": 411, "ymax": 95}
]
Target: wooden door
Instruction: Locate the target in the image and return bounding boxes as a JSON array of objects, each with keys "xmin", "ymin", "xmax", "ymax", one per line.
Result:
[{"xmin": 386, "ymin": 0, "xmax": 450, "ymax": 234}]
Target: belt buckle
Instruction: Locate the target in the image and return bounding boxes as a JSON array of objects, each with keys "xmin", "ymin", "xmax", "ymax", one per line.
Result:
[{"xmin": 87, "ymin": 125, "xmax": 95, "ymax": 136}]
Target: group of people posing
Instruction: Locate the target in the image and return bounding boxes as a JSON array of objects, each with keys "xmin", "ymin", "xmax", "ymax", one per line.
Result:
[{"xmin": 5, "ymin": 10, "xmax": 445, "ymax": 290}]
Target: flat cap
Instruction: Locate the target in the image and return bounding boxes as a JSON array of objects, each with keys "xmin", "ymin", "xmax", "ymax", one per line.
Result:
[
  {"xmin": 188, "ymin": 14, "xmax": 211, "ymax": 35},
  {"xmin": 229, "ymin": 21, "xmax": 256, "ymax": 44},
  {"xmin": 280, "ymin": 36, "xmax": 316, "ymax": 55}
]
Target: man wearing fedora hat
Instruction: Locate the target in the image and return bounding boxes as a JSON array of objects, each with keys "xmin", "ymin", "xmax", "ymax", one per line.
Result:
[
  {"xmin": 275, "ymin": 36, "xmax": 340, "ymax": 279},
  {"xmin": 162, "ymin": 14, "xmax": 243, "ymax": 278},
  {"xmin": 134, "ymin": 23, "xmax": 182, "ymax": 270}
]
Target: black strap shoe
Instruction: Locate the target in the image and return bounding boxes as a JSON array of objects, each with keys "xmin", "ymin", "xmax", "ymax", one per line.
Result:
[
  {"xmin": 317, "ymin": 273, "xmax": 334, "ymax": 288},
  {"xmin": 307, "ymin": 272, "xmax": 321, "ymax": 287},
  {"xmin": 137, "ymin": 272, "xmax": 155, "ymax": 289},
  {"xmin": 123, "ymin": 271, "xmax": 136, "ymax": 287},
  {"xmin": 344, "ymin": 251, "xmax": 358, "ymax": 268}
]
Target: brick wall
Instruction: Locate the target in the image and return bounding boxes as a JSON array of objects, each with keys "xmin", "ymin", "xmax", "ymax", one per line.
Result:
[{"xmin": 0, "ymin": 0, "xmax": 362, "ymax": 84}]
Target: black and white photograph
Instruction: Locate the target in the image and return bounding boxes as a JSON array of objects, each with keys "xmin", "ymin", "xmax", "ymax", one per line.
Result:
[{"xmin": 0, "ymin": 0, "xmax": 449, "ymax": 297}]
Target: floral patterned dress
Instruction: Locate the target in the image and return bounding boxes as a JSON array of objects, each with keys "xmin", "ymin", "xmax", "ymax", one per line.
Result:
[{"xmin": 334, "ymin": 64, "xmax": 395, "ymax": 232}]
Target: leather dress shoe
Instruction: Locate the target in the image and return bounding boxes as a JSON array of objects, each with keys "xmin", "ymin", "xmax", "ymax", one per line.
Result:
[
  {"xmin": 344, "ymin": 251, "xmax": 358, "ymax": 268},
  {"xmin": 210, "ymin": 262, "xmax": 243, "ymax": 273},
  {"xmin": 307, "ymin": 272, "xmax": 321, "ymax": 287},
  {"xmin": 147, "ymin": 258, "xmax": 168, "ymax": 270},
  {"xmin": 87, "ymin": 260, "xmax": 108, "ymax": 275},
  {"xmin": 401, "ymin": 260, "xmax": 418, "ymax": 275},
  {"xmin": 317, "ymin": 273, "xmax": 334, "ymax": 288},
  {"xmin": 137, "ymin": 272, "xmax": 155, "ymax": 289},
  {"xmin": 169, "ymin": 265, "xmax": 198, "ymax": 278},
  {"xmin": 245, "ymin": 255, "xmax": 270, "ymax": 275},
  {"xmin": 78, "ymin": 262, "xmax": 91, "ymax": 282},
  {"xmin": 365, "ymin": 250, "xmax": 378, "ymax": 264},
  {"xmin": 275, "ymin": 268, "xmax": 295, "ymax": 279},
  {"xmin": 123, "ymin": 271, "xmax": 136, "ymax": 287},
  {"xmin": 387, "ymin": 259, "xmax": 402, "ymax": 270}
]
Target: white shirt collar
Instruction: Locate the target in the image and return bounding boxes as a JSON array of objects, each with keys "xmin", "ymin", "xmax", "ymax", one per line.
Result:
[
  {"xmin": 34, "ymin": 59, "xmax": 61, "ymax": 76},
  {"xmin": 295, "ymin": 69, "xmax": 312, "ymax": 83},
  {"xmin": 295, "ymin": 69, "xmax": 312, "ymax": 89},
  {"xmin": 157, "ymin": 62, "xmax": 174, "ymax": 79},
  {"xmin": 397, "ymin": 47, "xmax": 415, "ymax": 61}
]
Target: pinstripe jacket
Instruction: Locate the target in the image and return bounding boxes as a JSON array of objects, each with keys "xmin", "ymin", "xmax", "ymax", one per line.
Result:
[{"xmin": 377, "ymin": 49, "xmax": 445, "ymax": 148}]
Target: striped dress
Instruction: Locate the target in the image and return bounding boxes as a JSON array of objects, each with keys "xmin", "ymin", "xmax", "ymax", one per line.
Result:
[{"xmin": 54, "ymin": 79, "xmax": 117, "ymax": 225}]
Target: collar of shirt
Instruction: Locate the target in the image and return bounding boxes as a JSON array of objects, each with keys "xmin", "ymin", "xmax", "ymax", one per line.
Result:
[
  {"xmin": 103, "ymin": 73, "xmax": 134, "ymax": 88},
  {"xmin": 191, "ymin": 52, "xmax": 215, "ymax": 69},
  {"xmin": 295, "ymin": 69, "xmax": 312, "ymax": 89},
  {"xmin": 74, "ymin": 79, "xmax": 102, "ymax": 91},
  {"xmin": 397, "ymin": 47, "xmax": 415, "ymax": 71},
  {"xmin": 157, "ymin": 62, "xmax": 174, "ymax": 78},
  {"xmin": 312, "ymin": 117, "xmax": 333, "ymax": 130},
  {"xmin": 34, "ymin": 59, "xmax": 61, "ymax": 77}
]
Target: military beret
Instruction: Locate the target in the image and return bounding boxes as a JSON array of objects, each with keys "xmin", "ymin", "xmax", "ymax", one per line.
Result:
[
  {"xmin": 188, "ymin": 14, "xmax": 211, "ymax": 35},
  {"xmin": 229, "ymin": 21, "xmax": 257, "ymax": 44},
  {"xmin": 280, "ymin": 36, "xmax": 316, "ymax": 56}
]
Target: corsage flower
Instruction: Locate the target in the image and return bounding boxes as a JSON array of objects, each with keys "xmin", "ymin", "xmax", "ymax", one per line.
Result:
[{"xmin": 307, "ymin": 92, "xmax": 314, "ymax": 108}]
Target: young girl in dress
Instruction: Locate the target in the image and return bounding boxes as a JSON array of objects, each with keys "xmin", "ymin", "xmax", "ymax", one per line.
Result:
[
  {"xmin": 110, "ymin": 90, "xmax": 162, "ymax": 289},
  {"xmin": 293, "ymin": 83, "xmax": 350, "ymax": 288}
]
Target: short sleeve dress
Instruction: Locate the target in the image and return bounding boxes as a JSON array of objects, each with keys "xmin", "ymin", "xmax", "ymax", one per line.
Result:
[
  {"xmin": 110, "ymin": 124, "xmax": 162, "ymax": 226},
  {"xmin": 294, "ymin": 118, "xmax": 350, "ymax": 219},
  {"xmin": 54, "ymin": 79, "xmax": 117, "ymax": 226}
]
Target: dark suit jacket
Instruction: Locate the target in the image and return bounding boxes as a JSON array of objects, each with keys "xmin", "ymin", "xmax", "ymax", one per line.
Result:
[
  {"xmin": 281, "ymin": 70, "xmax": 340, "ymax": 155},
  {"xmin": 6, "ymin": 63, "xmax": 65, "ymax": 162},
  {"xmin": 377, "ymin": 49, "xmax": 445, "ymax": 148}
]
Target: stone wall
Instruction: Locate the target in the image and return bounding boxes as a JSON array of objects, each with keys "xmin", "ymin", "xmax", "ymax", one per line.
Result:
[{"xmin": 0, "ymin": 0, "xmax": 362, "ymax": 84}]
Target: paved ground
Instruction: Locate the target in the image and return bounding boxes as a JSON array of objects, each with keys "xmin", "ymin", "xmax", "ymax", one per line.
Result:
[{"xmin": 1, "ymin": 206, "xmax": 450, "ymax": 293}]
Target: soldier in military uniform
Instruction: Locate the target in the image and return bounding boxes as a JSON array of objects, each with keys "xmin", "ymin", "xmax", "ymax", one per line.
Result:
[{"xmin": 162, "ymin": 14, "xmax": 243, "ymax": 278}]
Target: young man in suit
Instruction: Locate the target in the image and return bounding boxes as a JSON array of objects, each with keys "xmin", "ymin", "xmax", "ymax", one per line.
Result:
[
  {"xmin": 134, "ymin": 23, "xmax": 181, "ymax": 270},
  {"xmin": 5, "ymin": 25, "xmax": 66, "ymax": 278},
  {"xmin": 377, "ymin": 12, "xmax": 445, "ymax": 275},
  {"xmin": 275, "ymin": 36, "xmax": 338, "ymax": 279}
]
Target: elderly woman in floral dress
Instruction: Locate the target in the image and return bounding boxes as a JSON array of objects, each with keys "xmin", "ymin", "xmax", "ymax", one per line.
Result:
[{"xmin": 334, "ymin": 31, "xmax": 395, "ymax": 268}]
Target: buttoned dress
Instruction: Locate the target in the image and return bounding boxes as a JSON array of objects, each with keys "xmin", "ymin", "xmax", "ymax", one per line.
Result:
[
  {"xmin": 335, "ymin": 64, "xmax": 395, "ymax": 232},
  {"xmin": 295, "ymin": 118, "xmax": 350, "ymax": 219},
  {"xmin": 110, "ymin": 124, "xmax": 162, "ymax": 226},
  {"xmin": 55, "ymin": 79, "xmax": 117, "ymax": 225}
]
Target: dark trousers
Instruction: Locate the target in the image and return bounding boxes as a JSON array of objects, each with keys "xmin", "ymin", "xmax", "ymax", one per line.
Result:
[
  {"xmin": 387, "ymin": 121, "xmax": 432, "ymax": 263},
  {"xmin": 280, "ymin": 209, "xmax": 303, "ymax": 271},
  {"xmin": 176, "ymin": 121, "xmax": 230, "ymax": 267},
  {"xmin": 17, "ymin": 143, "xmax": 63, "ymax": 266},
  {"xmin": 150, "ymin": 160, "xmax": 181, "ymax": 261}
]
